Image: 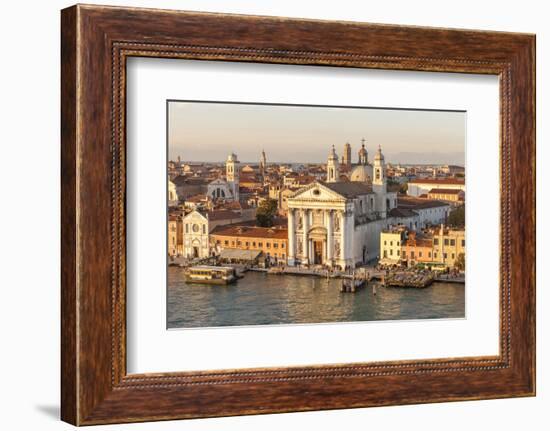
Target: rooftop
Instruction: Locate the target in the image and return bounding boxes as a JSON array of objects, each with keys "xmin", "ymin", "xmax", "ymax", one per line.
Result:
[
  {"xmin": 428, "ymin": 188, "xmax": 464, "ymax": 195},
  {"xmin": 397, "ymin": 196, "xmax": 450, "ymax": 210},
  {"xmin": 321, "ymin": 181, "xmax": 373, "ymax": 198},
  {"xmin": 211, "ymin": 225, "xmax": 288, "ymax": 239},
  {"xmin": 207, "ymin": 209, "xmax": 242, "ymax": 221},
  {"xmin": 388, "ymin": 207, "xmax": 418, "ymax": 218},
  {"xmin": 408, "ymin": 178, "xmax": 465, "ymax": 185}
]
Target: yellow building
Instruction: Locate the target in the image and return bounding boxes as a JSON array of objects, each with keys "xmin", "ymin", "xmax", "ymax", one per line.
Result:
[
  {"xmin": 378, "ymin": 225, "xmax": 465, "ymax": 270},
  {"xmin": 380, "ymin": 228, "xmax": 406, "ymax": 265},
  {"xmin": 432, "ymin": 226, "xmax": 465, "ymax": 268},
  {"xmin": 427, "ymin": 188, "xmax": 464, "ymax": 203}
]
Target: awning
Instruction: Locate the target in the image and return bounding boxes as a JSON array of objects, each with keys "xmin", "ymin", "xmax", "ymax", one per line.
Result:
[{"xmin": 219, "ymin": 249, "xmax": 262, "ymax": 261}]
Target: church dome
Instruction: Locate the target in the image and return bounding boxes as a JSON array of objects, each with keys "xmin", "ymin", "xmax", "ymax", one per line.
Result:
[{"xmin": 350, "ymin": 164, "xmax": 373, "ymax": 183}]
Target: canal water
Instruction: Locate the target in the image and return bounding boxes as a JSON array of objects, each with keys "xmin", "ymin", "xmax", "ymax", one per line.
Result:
[{"xmin": 167, "ymin": 268, "xmax": 465, "ymax": 329}]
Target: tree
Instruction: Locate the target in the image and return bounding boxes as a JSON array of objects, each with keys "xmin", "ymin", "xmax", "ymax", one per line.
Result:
[
  {"xmin": 455, "ymin": 252, "xmax": 465, "ymax": 270},
  {"xmin": 256, "ymin": 199, "xmax": 278, "ymax": 227},
  {"xmin": 448, "ymin": 205, "xmax": 465, "ymax": 228}
]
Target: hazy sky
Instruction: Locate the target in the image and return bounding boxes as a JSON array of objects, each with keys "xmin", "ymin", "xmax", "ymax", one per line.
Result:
[{"xmin": 168, "ymin": 101, "xmax": 465, "ymax": 165}]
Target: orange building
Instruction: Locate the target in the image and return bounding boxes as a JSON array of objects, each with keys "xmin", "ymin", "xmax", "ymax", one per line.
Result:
[
  {"xmin": 401, "ymin": 231, "xmax": 435, "ymax": 265},
  {"xmin": 210, "ymin": 225, "xmax": 288, "ymax": 262}
]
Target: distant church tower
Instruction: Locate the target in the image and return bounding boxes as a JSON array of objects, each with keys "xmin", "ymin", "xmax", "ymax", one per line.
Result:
[
  {"xmin": 327, "ymin": 145, "xmax": 340, "ymax": 183},
  {"xmin": 342, "ymin": 142, "xmax": 352, "ymax": 168},
  {"xmin": 226, "ymin": 152, "xmax": 240, "ymax": 201},
  {"xmin": 358, "ymin": 138, "xmax": 368, "ymax": 165},
  {"xmin": 260, "ymin": 149, "xmax": 267, "ymax": 178},
  {"xmin": 373, "ymin": 144, "xmax": 387, "ymax": 217}
]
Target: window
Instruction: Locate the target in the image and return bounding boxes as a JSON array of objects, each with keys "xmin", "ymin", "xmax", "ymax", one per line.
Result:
[
  {"xmin": 259, "ymin": 242, "xmax": 263, "ymax": 247},
  {"xmin": 245, "ymin": 242, "xmax": 249, "ymax": 247},
  {"xmin": 434, "ymin": 252, "xmax": 438, "ymax": 258},
  {"xmin": 444, "ymin": 253, "xmax": 448, "ymax": 259},
  {"xmin": 274, "ymin": 243, "xmax": 278, "ymax": 248},
  {"xmin": 384, "ymin": 240, "xmax": 387, "ymax": 246},
  {"xmin": 444, "ymin": 239, "xmax": 449, "ymax": 246},
  {"xmin": 402, "ymin": 251, "xmax": 406, "ymax": 258},
  {"xmin": 185, "ymin": 224, "xmax": 189, "ymax": 233},
  {"xmin": 390, "ymin": 241, "xmax": 393, "ymax": 246},
  {"xmin": 237, "ymin": 241, "xmax": 242, "ymax": 246},
  {"xmin": 252, "ymin": 242, "xmax": 256, "ymax": 247},
  {"xmin": 224, "ymin": 240, "xmax": 229, "ymax": 246},
  {"xmin": 383, "ymin": 250, "xmax": 387, "ymax": 258},
  {"xmin": 266, "ymin": 243, "xmax": 271, "ymax": 248},
  {"xmin": 434, "ymin": 238, "xmax": 439, "ymax": 245},
  {"xmin": 450, "ymin": 239, "xmax": 455, "ymax": 246},
  {"xmin": 419, "ymin": 251, "xmax": 423, "ymax": 258},
  {"xmin": 462, "ymin": 239, "xmax": 465, "ymax": 247},
  {"xmin": 231, "ymin": 241, "xmax": 235, "ymax": 246},
  {"xmin": 411, "ymin": 251, "xmax": 415, "ymax": 259},
  {"xmin": 428, "ymin": 252, "xmax": 432, "ymax": 258},
  {"xmin": 452, "ymin": 253, "xmax": 455, "ymax": 259},
  {"xmin": 390, "ymin": 249, "xmax": 393, "ymax": 256}
]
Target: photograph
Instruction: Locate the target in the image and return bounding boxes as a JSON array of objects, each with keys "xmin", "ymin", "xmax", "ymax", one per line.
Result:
[{"xmin": 166, "ymin": 101, "xmax": 467, "ymax": 329}]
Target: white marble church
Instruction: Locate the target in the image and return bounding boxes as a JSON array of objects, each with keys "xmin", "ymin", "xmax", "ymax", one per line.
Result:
[
  {"xmin": 286, "ymin": 144, "xmax": 400, "ymax": 269},
  {"xmin": 206, "ymin": 152, "xmax": 240, "ymax": 201}
]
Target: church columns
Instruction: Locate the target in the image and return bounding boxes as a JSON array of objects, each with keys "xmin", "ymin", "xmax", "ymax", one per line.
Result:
[
  {"xmin": 326, "ymin": 210, "xmax": 334, "ymax": 265},
  {"xmin": 287, "ymin": 208, "xmax": 296, "ymax": 265},
  {"xmin": 302, "ymin": 209, "xmax": 310, "ymax": 264}
]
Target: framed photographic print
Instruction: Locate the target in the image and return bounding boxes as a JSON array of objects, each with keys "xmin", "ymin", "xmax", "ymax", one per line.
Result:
[{"xmin": 61, "ymin": 4, "xmax": 536, "ymax": 425}]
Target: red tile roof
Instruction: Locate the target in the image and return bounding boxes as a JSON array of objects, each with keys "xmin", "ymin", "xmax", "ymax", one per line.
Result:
[
  {"xmin": 210, "ymin": 225, "xmax": 288, "ymax": 239},
  {"xmin": 409, "ymin": 178, "xmax": 465, "ymax": 185},
  {"xmin": 428, "ymin": 188, "xmax": 464, "ymax": 195}
]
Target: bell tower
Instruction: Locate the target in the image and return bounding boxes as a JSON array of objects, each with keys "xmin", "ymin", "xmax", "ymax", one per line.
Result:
[
  {"xmin": 326, "ymin": 145, "xmax": 340, "ymax": 183},
  {"xmin": 226, "ymin": 152, "xmax": 240, "ymax": 201},
  {"xmin": 358, "ymin": 138, "xmax": 368, "ymax": 165}
]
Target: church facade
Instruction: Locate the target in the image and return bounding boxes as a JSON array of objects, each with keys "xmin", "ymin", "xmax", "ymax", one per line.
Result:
[{"xmin": 286, "ymin": 143, "xmax": 450, "ymax": 269}]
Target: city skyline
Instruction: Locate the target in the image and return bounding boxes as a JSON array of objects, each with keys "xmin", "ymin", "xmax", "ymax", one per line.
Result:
[{"xmin": 169, "ymin": 101, "xmax": 466, "ymax": 165}]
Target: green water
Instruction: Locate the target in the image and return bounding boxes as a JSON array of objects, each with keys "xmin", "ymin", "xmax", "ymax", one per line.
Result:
[{"xmin": 167, "ymin": 268, "xmax": 465, "ymax": 329}]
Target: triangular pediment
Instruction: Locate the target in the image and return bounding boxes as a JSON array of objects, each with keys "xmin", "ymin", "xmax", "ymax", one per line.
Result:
[
  {"xmin": 208, "ymin": 178, "xmax": 227, "ymax": 186},
  {"xmin": 288, "ymin": 181, "xmax": 347, "ymax": 202},
  {"xmin": 183, "ymin": 209, "xmax": 208, "ymax": 222}
]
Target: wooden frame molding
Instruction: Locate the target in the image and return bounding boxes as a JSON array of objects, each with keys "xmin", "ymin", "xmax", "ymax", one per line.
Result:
[{"xmin": 61, "ymin": 4, "xmax": 535, "ymax": 425}]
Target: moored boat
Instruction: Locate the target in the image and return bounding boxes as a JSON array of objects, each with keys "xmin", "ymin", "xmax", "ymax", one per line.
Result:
[{"xmin": 184, "ymin": 265, "xmax": 237, "ymax": 285}]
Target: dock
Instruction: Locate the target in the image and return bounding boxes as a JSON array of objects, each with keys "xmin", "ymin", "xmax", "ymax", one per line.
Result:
[{"xmin": 382, "ymin": 272, "xmax": 434, "ymax": 288}]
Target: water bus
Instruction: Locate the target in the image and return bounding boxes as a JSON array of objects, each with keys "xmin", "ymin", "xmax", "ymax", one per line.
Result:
[{"xmin": 184, "ymin": 265, "xmax": 238, "ymax": 285}]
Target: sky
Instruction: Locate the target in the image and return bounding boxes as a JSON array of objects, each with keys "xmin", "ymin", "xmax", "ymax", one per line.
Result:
[{"xmin": 168, "ymin": 101, "xmax": 465, "ymax": 165}]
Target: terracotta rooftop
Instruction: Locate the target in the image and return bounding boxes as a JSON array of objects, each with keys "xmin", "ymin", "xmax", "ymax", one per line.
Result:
[
  {"xmin": 207, "ymin": 209, "xmax": 242, "ymax": 221},
  {"xmin": 185, "ymin": 194, "xmax": 208, "ymax": 203},
  {"xmin": 409, "ymin": 178, "xmax": 465, "ymax": 185},
  {"xmin": 210, "ymin": 225, "xmax": 288, "ymax": 239},
  {"xmin": 427, "ymin": 188, "xmax": 464, "ymax": 195}
]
